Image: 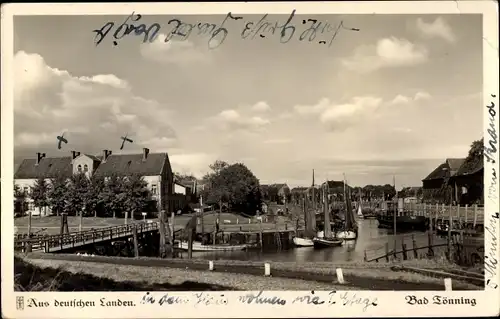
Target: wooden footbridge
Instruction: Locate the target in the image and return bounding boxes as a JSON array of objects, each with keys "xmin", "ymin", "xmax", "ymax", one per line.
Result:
[{"xmin": 14, "ymin": 222, "xmax": 161, "ymax": 253}]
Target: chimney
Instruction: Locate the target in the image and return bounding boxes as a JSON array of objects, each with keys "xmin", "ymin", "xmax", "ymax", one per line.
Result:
[
  {"xmin": 36, "ymin": 152, "xmax": 46, "ymax": 166},
  {"xmin": 102, "ymin": 149, "xmax": 111, "ymax": 163},
  {"xmin": 142, "ymin": 148, "xmax": 150, "ymax": 161},
  {"xmin": 76, "ymin": 151, "xmax": 81, "ymax": 157},
  {"xmin": 71, "ymin": 151, "xmax": 79, "ymax": 160}
]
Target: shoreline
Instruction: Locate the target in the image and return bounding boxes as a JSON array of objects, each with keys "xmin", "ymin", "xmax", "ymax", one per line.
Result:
[{"xmin": 23, "ymin": 253, "xmax": 483, "ymax": 291}]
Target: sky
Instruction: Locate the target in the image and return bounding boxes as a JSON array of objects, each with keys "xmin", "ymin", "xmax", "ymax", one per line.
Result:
[{"xmin": 13, "ymin": 13, "xmax": 483, "ymax": 188}]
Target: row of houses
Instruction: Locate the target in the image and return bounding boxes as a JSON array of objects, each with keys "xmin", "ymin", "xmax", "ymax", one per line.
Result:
[
  {"xmin": 421, "ymin": 157, "xmax": 483, "ymax": 205},
  {"xmin": 14, "ymin": 148, "xmax": 198, "ymax": 216}
]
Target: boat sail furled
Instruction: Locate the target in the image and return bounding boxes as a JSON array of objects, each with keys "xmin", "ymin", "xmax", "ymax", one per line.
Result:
[
  {"xmin": 335, "ymin": 175, "xmax": 358, "ymax": 240},
  {"xmin": 313, "ymin": 178, "xmax": 343, "ymax": 248},
  {"xmin": 293, "ymin": 169, "xmax": 316, "ymax": 247}
]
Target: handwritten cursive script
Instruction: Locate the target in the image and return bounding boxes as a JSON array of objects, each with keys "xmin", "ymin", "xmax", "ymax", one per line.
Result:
[
  {"xmin": 241, "ymin": 10, "xmax": 359, "ymax": 46},
  {"xmin": 238, "ymin": 291, "xmax": 287, "ymax": 305},
  {"xmin": 93, "ymin": 11, "xmax": 359, "ymax": 49},
  {"xmin": 93, "ymin": 12, "xmax": 160, "ymax": 46}
]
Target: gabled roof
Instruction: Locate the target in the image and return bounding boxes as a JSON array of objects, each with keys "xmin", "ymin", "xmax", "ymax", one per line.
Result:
[
  {"xmin": 94, "ymin": 153, "xmax": 168, "ymax": 176},
  {"xmin": 446, "ymin": 158, "xmax": 466, "ymax": 174},
  {"xmin": 454, "ymin": 157, "xmax": 484, "ymax": 177},
  {"xmin": 14, "ymin": 157, "xmax": 73, "ymax": 179},
  {"xmin": 83, "ymin": 154, "xmax": 101, "ymax": 162},
  {"xmin": 422, "ymin": 158, "xmax": 465, "ymax": 181}
]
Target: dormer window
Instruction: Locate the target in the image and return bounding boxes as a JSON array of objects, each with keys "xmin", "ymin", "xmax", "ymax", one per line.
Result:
[
  {"xmin": 77, "ymin": 164, "xmax": 82, "ymax": 173},
  {"xmin": 84, "ymin": 164, "xmax": 89, "ymax": 173}
]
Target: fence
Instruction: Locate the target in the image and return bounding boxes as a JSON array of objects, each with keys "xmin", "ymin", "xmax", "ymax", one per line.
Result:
[{"xmin": 14, "ymin": 222, "xmax": 159, "ymax": 253}]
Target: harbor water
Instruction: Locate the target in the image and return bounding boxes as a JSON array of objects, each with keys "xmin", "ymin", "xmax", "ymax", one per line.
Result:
[{"xmin": 180, "ymin": 218, "xmax": 449, "ymax": 262}]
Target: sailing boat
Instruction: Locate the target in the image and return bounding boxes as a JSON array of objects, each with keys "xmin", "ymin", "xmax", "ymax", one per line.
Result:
[
  {"xmin": 335, "ymin": 176, "xmax": 358, "ymax": 240},
  {"xmin": 313, "ymin": 179, "xmax": 343, "ymax": 248},
  {"xmin": 356, "ymin": 188, "xmax": 364, "ymax": 219},
  {"xmin": 293, "ymin": 170, "xmax": 315, "ymax": 247}
]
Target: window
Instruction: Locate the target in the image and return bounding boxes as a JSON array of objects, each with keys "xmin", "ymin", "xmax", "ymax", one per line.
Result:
[
  {"xmin": 151, "ymin": 184, "xmax": 157, "ymax": 195},
  {"xmin": 23, "ymin": 187, "xmax": 29, "ymax": 194},
  {"xmin": 77, "ymin": 164, "xmax": 82, "ymax": 173},
  {"xmin": 84, "ymin": 164, "xmax": 89, "ymax": 173},
  {"xmin": 28, "ymin": 202, "xmax": 35, "ymax": 210}
]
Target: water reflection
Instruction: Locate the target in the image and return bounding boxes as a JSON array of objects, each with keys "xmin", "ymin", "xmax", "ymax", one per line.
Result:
[{"xmin": 185, "ymin": 219, "xmax": 444, "ymax": 263}]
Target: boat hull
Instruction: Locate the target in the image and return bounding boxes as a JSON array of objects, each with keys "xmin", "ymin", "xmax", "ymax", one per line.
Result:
[
  {"xmin": 313, "ymin": 237, "xmax": 343, "ymax": 248},
  {"xmin": 176, "ymin": 241, "xmax": 249, "ymax": 252},
  {"xmin": 335, "ymin": 230, "xmax": 357, "ymax": 240},
  {"xmin": 293, "ymin": 237, "xmax": 314, "ymax": 247}
]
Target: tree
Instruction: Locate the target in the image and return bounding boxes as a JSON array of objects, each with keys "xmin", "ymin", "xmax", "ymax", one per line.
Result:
[
  {"xmin": 203, "ymin": 161, "xmax": 262, "ymax": 215},
  {"xmin": 65, "ymin": 173, "xmax": 91, "ymax": 217},
  {"xmin": 88, "ymin": 175, "xmax": 106, "ymax": 217},
  {"xmin": 99, "ymin": 173, "xmax": 127, "ymax": 218},
  {"xmin": 122, "ymin": 174, "xmax": 150, "ymax": 219},
  {"xmin": 14, "ymin": 184, "xmax": 27, "ymax": 217},
  {"xmin": 48, "ymin": 174, "xmax": 68, "ymax": 216},
  {"xmin": 31, "ymin": 177, "xmax": 50, "ymax": 216}
]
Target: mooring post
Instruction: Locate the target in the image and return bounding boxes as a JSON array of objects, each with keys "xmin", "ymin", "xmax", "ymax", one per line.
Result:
[
  {"xmin": 124, "ymin": 211, "xmax": 128, "ymax": 225},
  {"xmin": 444, "ymin": 278, "xmax": 452, "ymax": 291},
  {"xmin": 447, "ymin": 203, "xmax": 452, "ymax": 261},
  {"xmin": 264, "ymin": 263, "xmax": 271, "ymax": 276},
  {"xmin": 336, "ymin": 268, "xmax": 345, "ymax": 284},
  {"xmin": 159, "ymin": 210, "xmax": 166, "ymax": 258},
  {"xmin": 473, "ymin": 204, "xmax": 477, "ymax": 228},
  {"xmin": 28, "ymin": 210, "xmax": 32, "ymax": 237},
  {"xmin": 412, "ymin": 234, "xmax": 418, "ymax": 258},
  {"xmin": 364, "ymin": 249, "xmax": 367, "ymax": 262},
  {"xmin": 187, "ymin": 229, "xmax": 193, "ymax": 259},
  {"xmin": 401, "ymin": 241, "xmax": 407, "ymax": 260},
  {"xmin": 132, "ymin": 225, "xmax": 139, "ymax": 258},
  {"xmin": 385, "ymin": 242, "xmax": 390, "ymax": 262},
  {"xmin": 464, "ymin": 204, "xmax": 468, "ymax": 228},
  {"xmin": 259, "ymin": 219, "xmax": 264, "ymax": 251}
]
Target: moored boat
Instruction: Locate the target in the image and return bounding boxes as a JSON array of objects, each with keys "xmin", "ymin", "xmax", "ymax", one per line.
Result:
[
  {"xmin": 175, "ymin": 241, "xmax": 249, "ymax": 252},
  {"xmin": 313, "ymin": 237, "xmax": 343, "ymax": 248},
  {"xmin": 335, "ymin": 230, "xmax": 358, "ymax": 240},
  {"xmin": 293, "ymin": 237, "xmax": 314, "ymax": 247}
]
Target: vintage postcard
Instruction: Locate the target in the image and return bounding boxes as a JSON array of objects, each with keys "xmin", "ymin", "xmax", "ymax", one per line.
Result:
[{"xmin": 1, "ymin": 1, "xmax": 499, "ymax": 318}]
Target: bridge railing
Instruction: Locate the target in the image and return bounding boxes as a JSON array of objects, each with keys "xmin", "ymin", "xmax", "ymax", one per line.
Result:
[{"xmin": 14, "ymin": 221, "xmax": 159, "ymax": 252}]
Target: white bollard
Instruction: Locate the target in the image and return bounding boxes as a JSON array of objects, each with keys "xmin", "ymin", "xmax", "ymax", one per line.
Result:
[
  {"xmin": 444, "ymin": 278, "xmax": 452, "ymax": 291},
  {"xmin": 237, "ymin": 218, "xmax": 239, "ymax": 224},
  {"xmin": 248, "ymin": 219, "xmax": 251, "ymax": 224},
  {"xmin": 209, "ymin": 261, "xmax": 214, "ymax": 271},
  {"xmin": 264, "ymin": 263, "xmax": 271, "ymax": 276},
  {"xmin": 336, "ymin": 268, "xmax": 345, "ymax": 284}
]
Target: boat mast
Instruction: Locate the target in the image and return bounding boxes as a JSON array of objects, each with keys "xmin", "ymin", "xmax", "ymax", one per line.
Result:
[{"xmin": 323, "ymin": 179, "xmax": 332, "ymax": 238}]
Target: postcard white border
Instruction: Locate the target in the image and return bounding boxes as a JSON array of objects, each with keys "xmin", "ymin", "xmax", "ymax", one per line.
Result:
[{"xmin": 1, "ymin": 1, "xmax": 499, "ymax": 318}]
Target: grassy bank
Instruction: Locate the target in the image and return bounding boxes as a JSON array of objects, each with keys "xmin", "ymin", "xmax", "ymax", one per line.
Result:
[
  {"xmin": 18, "ymin": 256, "xmax": 349, "ymax": 291},
  {"xmin": 24, "ymin": 253, "xmax": 482, "ymax": 290}
]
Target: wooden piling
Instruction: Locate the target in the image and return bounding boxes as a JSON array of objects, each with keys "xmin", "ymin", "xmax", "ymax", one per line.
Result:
[
  {"xmin": 385, "ymin": 243, "xmax": 390, "ymax": 262},
  {"xmin": 447, "ymin": 203, "xmax": 452, "ymax": 261},
  {"xmin": 473, "ymin": 204, "xmax": 477, "ymax": 228},
  {"xmin": 464, "ymin": 204, "xmax": 468, "ymax": 228},
  {"xmin": 428, "ymin": 230, "xmax": 434, "ymax": 257},
  {"xmin": 364, "ymin": 250, "xmax": 368, "ymax": 262},
  {"xmin": 28, "ymin": 210, "xmax": 32, "ymax": 237},
  {"xmin": 412, "ymin": 234, "xmax": 418, "ymax": 258},
  {"xmin": 187, "ymin": 229, "xmax": 193, "ymax": 259},
  {"xmin": 259, "ymin": 219, "xmax": 264, "ymax": 250},
  {"xmin": 132, "ymin": 225, "xmax": 139, "ymax": 257},
  {"xmin": 401, "ymin": 242, "xmax": 408, "ymax": 260},
  {"xmin": 159, "ymin": 210, "xmax": 166, "ymax": 258}
]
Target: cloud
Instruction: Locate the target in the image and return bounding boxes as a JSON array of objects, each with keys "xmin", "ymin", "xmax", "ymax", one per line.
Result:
[
  {"xmin": 169, "ymin": 153, "xmax": 216, "ymax": 178},
  {"xmin": 251, "ymin": 101, "xmax": 271, "ymax": 112},
  {"xmin": 341, "ymin": 37, "xmax": 428, "ymax": 73},
  {"xmin": 140, "ymin": 34, "xmax": 211, "ymax": 64},
  {"xmin": 416, "ymin": 17, "xmax": 456, "ymax": 43},
  {"xmin": 294, "ymin": 96, "xmax": 383, "ymax": 131},
  {"xmin": 14, "ymin": 50, "xmax": 177, "ymax": 157},
  {"xmin": 390, "ymin": 91, "xmax": 432, "ymax": 104},
  {"xmin": 210, "ymin": 109, "xmax": 270, "ymax": 132}
]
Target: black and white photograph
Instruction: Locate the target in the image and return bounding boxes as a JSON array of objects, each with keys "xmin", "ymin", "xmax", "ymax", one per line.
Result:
[{"xmin": 2, "ymin": 1, "xmax": 499, "ymax": 318}]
